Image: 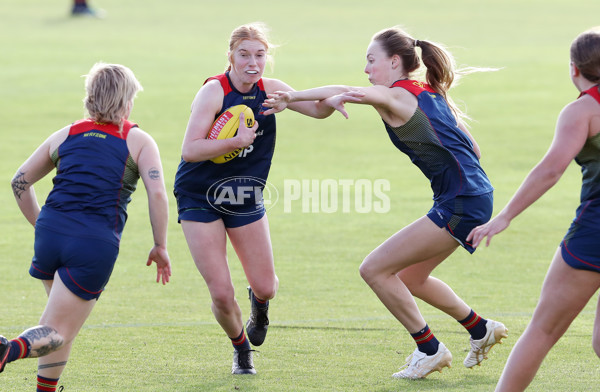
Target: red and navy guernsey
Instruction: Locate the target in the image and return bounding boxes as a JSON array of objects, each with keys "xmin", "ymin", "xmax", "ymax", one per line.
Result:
[
  {"xmin": 383, "ymin": 80, "xmax": 493, "ymax": 202},
  {"xmin": 37, "ymin": 119, "xmax": 139, "ymax": 246}
]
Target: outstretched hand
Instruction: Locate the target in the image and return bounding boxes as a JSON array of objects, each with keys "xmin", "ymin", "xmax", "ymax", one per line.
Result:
[
  {"xmin": 262, "ymin": 91, "xmax": 292, "ymax": 115},
  {"xmin": 146, "ymin": 245, "xmax": 172, "ymax": 285},
  {"xmin": 466, "ymin": 214, "xmax": 511, "ymax": 248},
  {"xmin": 324, "ymin": 90, "xmax": 365, "ymax": 119}
]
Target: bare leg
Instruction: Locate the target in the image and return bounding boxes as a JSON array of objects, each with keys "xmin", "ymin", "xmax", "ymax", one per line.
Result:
[
  {"xmin": 18, "ymin": 326, "xmax": 64, "ymax": 359},
  {"xmin": 398, "ymin": 249, "xmax": 471, "ymax": 321},
  {"xmin": 359, "ymin": 216, "xmax": 460, "ymax": 333},
  {"xmin": 227, "ymin": 215, "xmax": 278, "ymax": 301},
  {"xmin": 181, "ymin": 219, "xmax": 243, "ymax": 338},
  {"xmin": 17, "ymin": 280, "xmax": 64, "ymax": 359},
  {"xmin": 495, "ymin": 249, "xmax": 600, "ymax": 391},
  {"xmin": 594, "ymin": 294, "xmax": 600, "ymax": 358},
  {"xmin": 21, "ymin": 273, "xmax": 96, "ymax": 379}
]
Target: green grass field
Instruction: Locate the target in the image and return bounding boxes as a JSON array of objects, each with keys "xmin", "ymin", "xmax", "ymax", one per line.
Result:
[{"xmin": 2, "ymin": 0, "xmax": 600, "ymax": 391}]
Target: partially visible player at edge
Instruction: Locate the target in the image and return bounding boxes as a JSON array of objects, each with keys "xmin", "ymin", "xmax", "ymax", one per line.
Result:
[
  {"xmin": 0, "ymin": 63, "xmax": 171, "ymax": 392},
  {"xmin": 263, "ymin": 26, "xmax": 507, "ymax": 380},
  {"xmin": 173, "ymin": 22, "xmax": 338, "ymax": 375},
  {"xmin": 467, "ymin": 27, "xmax": 600, "ymax": 392}
]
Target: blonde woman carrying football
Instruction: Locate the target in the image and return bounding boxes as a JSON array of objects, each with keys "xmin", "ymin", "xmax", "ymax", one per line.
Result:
[
  {"xmin": 174, "ymin": 22, "xmax": 338, "ymax": 374},
  {"xmin": 263, "ymin": 26, "xmax": 507, "ymax": 380}
]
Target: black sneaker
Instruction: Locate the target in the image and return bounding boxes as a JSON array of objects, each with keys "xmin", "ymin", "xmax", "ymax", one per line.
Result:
[
  {"xmin": 246, "ymin": 287, "xmax": 269, "ymax": 346},
  {"xmin": 231, "ymin": 349, "xmax": 256, "ymax": 375},
  {"xmin": 0, "ymin": 336, "xmax": 10, "ymax": 373}
]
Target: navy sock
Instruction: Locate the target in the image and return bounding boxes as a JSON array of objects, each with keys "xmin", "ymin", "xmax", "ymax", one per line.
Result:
[
  {"xmin": 7, "ymin": 337, "xmax": 30, "ymax": 363},
  {"xmin": 411, "ymin": 324, "xmax": 440, "ymax": 356},
  {"xmin": 230, "ymin": 329, "xmax": 251, "ymax": 352},
  {"xmin": 252, "ymin": 294, "xmax": 268, "ymax": 310},
  {"xmin": 458, "ymin": 310, "xmax": 488, "ymax": 340}
]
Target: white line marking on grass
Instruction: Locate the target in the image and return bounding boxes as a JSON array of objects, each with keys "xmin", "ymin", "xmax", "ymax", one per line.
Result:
[{"xmin": 1, "ymin": 310, "xmax": 595, "ymax": 332}]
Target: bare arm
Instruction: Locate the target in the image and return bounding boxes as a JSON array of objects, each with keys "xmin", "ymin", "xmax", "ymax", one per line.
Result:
[
  {"xmin": 467, "ymin": 99, "xmax": 592, "ymax": 247},
  {"xmin": 262, "ymin": 84, "xmax": 358, "ymax": 116},
  {"xmin": 262, "ymin": 80, "xmax": 357, "ymax": 118},
  {"xmin": 277, "ymin": 84, "xmax": 355, "ymax": 102},
  {"xmin": 128, "ymin": 128, "xmax": 171, "ymax": 284},
  {"xmin": 181, "ymin": 81, "xmax": 257, "ymax": 162},
  {"xmin": 262, "ymin": 82, "xmax": 415, "ymax": 125},
  {"xmin": 11, "ymin": 128, "xmax": 68, "ymax": 226}
]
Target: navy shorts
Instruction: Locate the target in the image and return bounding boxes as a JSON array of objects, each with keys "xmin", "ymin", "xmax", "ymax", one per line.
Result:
[
  {"xmin": 561, "ymin": 222, "xmax": 600, "ymax": 273},
  {"xmin": 176, "ymin": 193, "xmax": 265, "ymax": 228},
  {"xmin": 426, "ymin": 192, "xmax": 494, "ymax": 253},
  {"xmin": 30, "ymin": 226, "xmax": 119, "ymax": 300}
]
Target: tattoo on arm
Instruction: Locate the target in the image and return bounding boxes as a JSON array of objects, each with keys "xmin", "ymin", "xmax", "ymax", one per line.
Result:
[
  {"xmin": 21, "ymin": 325, "xmax": 65, "ymax": 358},
  {"xmin": 11, "ymin": 171, "xmax": 28, "ymax": 200},
  {"xmin": 148, "ymin": 167, "xmax": 160, "ymax": 180},
  {"xmin": 38, "ymin": 361, "xmax": 68, "ymax": 369}
]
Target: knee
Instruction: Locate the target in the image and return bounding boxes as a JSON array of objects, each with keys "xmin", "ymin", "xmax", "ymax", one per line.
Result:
[
  {"xmin": 210, "ymin": 286, "xmax": 237, "ymax": 313},
  {"xmin": 251, "ymin": 276, "xmax": 279, "ymax": 301},
  {"xmin": 528, "ymin": 318, "xmax": 565, "ymax": 344},
  {"xmin": 36, "ymin": 317, "xmax": 74, "ymax": 344},
  {"xmin": 359, "ymin": 256, "xmax": 382, "ymax": 286}
]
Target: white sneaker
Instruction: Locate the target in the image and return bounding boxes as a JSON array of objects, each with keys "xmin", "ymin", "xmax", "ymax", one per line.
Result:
[
  {"xmin": 464, "ymin": 319, "xmax": 508, "ymax": 368},
  {"xmin": 392, "ymin": 342, "xmax": 452, "ymax": 379}
]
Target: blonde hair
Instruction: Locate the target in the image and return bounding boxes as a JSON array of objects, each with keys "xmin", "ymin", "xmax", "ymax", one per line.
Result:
[
  {"xmin": 372, "ymin": 27, "xmax": 491, "ymax": 123},
  {"xmin": 571, "ymin": 27, "xmax": 600, "ymax": 83},
  {"xmin": 83, "ymin": 62, "xmax": 143, "ymax": 130},
  {"xmin": 226, "ymin": 22, "xmax": 275, "ymax": 72}
]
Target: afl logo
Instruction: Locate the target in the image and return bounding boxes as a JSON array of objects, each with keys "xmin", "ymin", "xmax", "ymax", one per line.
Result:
[{"xmin": 207, "ymin": 176, "xmax": 279, "ymax": 215}]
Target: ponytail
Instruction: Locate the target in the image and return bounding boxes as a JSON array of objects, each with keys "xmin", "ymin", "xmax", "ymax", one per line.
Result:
[
  {"xmin": 416, "ymin": 39, "xmax": 463, "ymax": 121},
  {"xmin": 374, "ymin": 27, "xmax": 495, "ymax": 124},
  {"xmin": 417, "ymin": 40, "xmax": 454, "ymax": 99}
]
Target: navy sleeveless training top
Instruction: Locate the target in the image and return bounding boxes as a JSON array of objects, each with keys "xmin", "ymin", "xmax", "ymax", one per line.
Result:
[
  {"xmin": 383, "ymin": 80, "xmax": 493, "ymax": 202},
  {"xmin": 573, "ymin": 85, "xmax": 600, "ymax": 228},
  {"xmin": 174, "ymin": 72, "xmax": 277, "ymax": 204},
  {"xmin": 37, "ymin": 119, "xmax": 140, "ymax": 246}
]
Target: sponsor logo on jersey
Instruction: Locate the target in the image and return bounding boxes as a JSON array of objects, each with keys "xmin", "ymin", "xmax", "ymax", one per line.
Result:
[{"xmin": 83, "ymin": 132, "xmax": 107, "ymax": 139}]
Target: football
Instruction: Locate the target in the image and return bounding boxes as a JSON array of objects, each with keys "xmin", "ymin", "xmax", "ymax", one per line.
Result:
[{"xmin": 207, "ymin": 104, "xmax": 255, "ymax": 164}]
